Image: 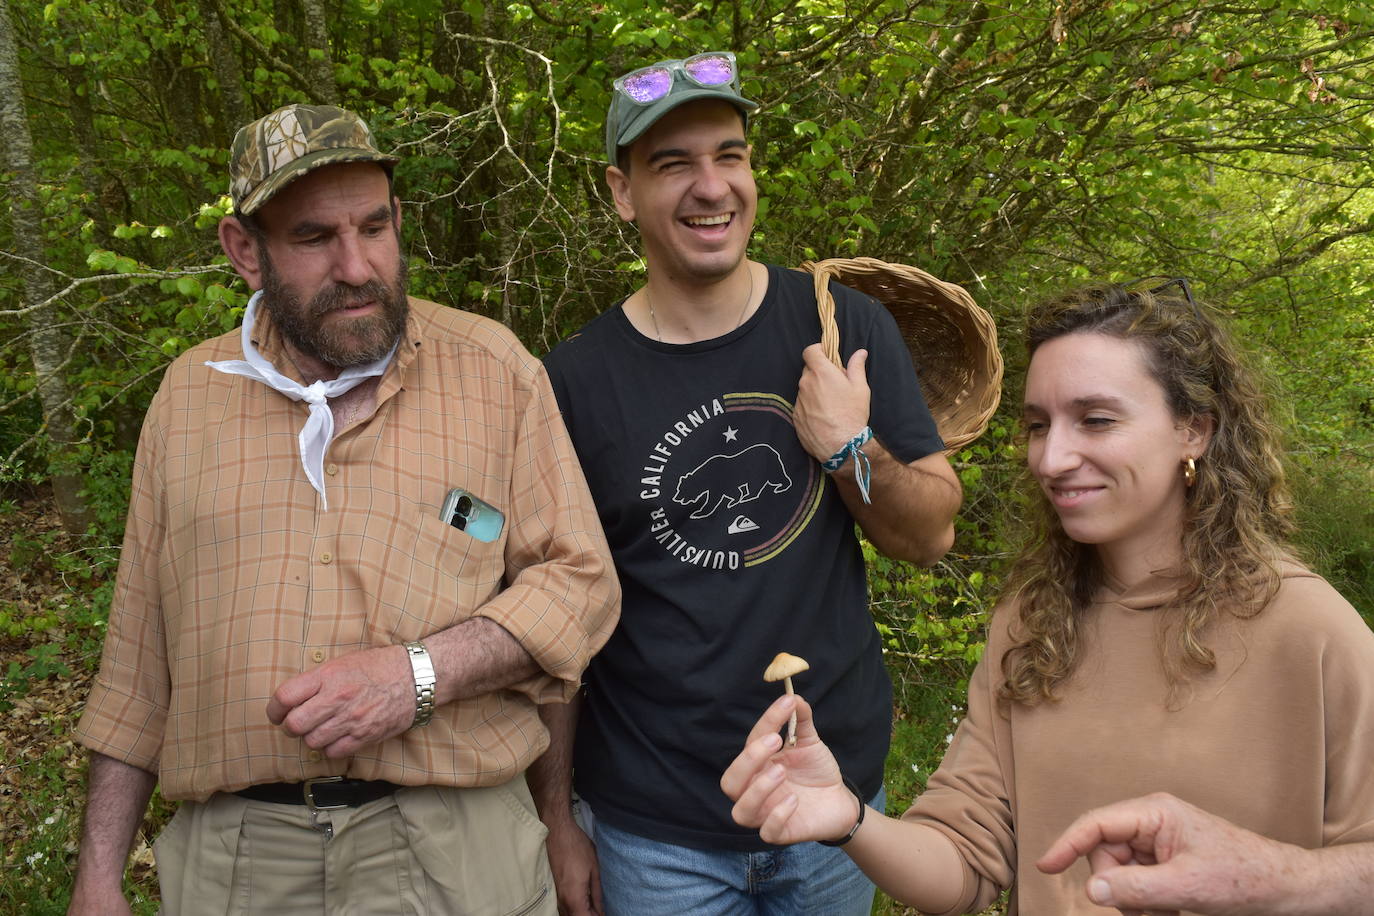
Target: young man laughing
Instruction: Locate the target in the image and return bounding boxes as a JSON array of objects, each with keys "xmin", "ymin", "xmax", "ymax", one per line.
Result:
[{"xmin": 532, "ymin": 53, "xmax": 963, "ymax": 915}]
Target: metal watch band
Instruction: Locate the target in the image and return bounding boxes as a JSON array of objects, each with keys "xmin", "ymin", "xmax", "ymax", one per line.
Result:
[{"xmin": 404, "ymin": 641, "xmax": 436, "ymax": 728}]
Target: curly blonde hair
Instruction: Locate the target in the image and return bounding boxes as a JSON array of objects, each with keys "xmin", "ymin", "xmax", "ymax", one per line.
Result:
[{"xmin": 999, "ymin": 282, "xmax": 1294, "ymax": 706}]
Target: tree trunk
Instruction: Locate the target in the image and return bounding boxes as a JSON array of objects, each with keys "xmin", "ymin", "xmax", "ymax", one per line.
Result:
[
  {"xmin": 298, "ymin": 0, "xmax": 339, "ymax": 105},
  {"xmin": 479, "ymin": 4, "xmax": 517, "ymax": 331},
  {"xmin": 0, "ymin": 0, "xmax": 93, "ymax": 534},
  {"xmin": 198, "ymin": 0, "xmax": 250, "ymax": 134}
]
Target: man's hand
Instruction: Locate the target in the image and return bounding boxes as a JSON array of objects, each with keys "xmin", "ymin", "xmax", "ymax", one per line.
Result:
[
  {"xmin": 267, "ymin": 645, "xmax": 414, "ymax": 757},
  {"xmin": 529, "ymin": 697, "xmax": 602, "ymax": 915},
  {"xmin": 794, "ymin": 344, "xmax": 870, "ymax": 462},
  {"xmin": 793, "ymin": 342, "xmax": 961, "ymax": 565},
  {"xmin": 1037, "ymin": 792, "xmax": 1307, "ymax": 916},
  {"xmin": 545, "ymin": 818, "xmax": 603, "ymax": 916}
]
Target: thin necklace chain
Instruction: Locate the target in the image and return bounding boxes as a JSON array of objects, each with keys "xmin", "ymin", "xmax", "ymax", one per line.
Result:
[{"xmin": 646, "ymin": 266, "xmax": 755, "ymax": 343}]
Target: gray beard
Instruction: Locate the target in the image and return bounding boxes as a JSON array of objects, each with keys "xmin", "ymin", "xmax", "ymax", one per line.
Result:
[{"xmin": 259, "ymin": 251, "xmax": 409, "ymax": 370}]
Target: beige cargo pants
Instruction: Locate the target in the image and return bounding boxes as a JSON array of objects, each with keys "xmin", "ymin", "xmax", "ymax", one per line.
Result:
[{"xmin": 153, "ymin": 780, "xmax": 554, "ymax": 915}]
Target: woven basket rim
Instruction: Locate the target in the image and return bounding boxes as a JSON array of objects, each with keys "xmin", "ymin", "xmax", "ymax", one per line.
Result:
[{"xmin": 799, "ymin": 257, "xmax": 1004, "ymax": 453}]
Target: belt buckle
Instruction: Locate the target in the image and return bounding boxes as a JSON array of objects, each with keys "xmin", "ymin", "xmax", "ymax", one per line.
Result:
[{"xmin": 303, "ymin": 775, "xmax": 346, "ymax": 812}]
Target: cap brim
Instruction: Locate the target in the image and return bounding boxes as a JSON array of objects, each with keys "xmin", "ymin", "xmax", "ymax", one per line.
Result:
[
  {"xmin": 237, "ymin": 148, "xmax": 401, "ymax": 215},
  {"xmin": 612, "ymin": 87, "xmax": 759, "ymax": 164}
]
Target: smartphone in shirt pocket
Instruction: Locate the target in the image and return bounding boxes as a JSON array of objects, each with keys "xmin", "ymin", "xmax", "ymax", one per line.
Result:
[{"xmin": 440, "ymin": 488, "xmax": 505, "ymax": 543}]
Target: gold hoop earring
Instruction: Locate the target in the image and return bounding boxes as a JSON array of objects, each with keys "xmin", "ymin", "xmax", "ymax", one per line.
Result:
[{"xmin": 1183, "ymin": 456, "xmax": 1198, "ymax": 487}]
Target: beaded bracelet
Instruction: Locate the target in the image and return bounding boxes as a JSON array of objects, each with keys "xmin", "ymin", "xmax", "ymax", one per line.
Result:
[
  {"xmin": 817, "ymin": 776, "xmax": 866, "ymax": 847},
  {"xmin": 821, "ymin": 426, "xmax": 873, "ymax": 505}
]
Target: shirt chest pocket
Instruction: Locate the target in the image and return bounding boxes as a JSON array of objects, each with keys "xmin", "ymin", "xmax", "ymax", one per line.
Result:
[{"xmin": 368, "ymin": 506, "xmax": 507, "ymax": 642}]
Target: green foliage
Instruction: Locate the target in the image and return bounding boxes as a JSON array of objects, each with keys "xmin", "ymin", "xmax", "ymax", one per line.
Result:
[
  {"xmin": 0, "ymin": 523, "xmax": 114, "ymax": 714},
  {"xmin": 0, "ymin": 644, "xmax": 71, "ymax": 711},
  {"xmin": 884, "ymin": 680, "xmax": 968, "ymax": 811},
  {"xmin": 78, "ymin": 447, "xmax": 135, "ymax": 541},
  {"xmin": 1, "ymin": 2, "xmax": 1370, "ymax": 911},
  {"xmin": 867, "ymin": 417, "xmax": 1025, "ymax": 706},
  {"xmin": 0, "ymin": 728, "xmax": 168, "ymax": 916},
  {"xmin": 0, "ymin": 799, "xmax": 78, "ymax": 915},
  {"xmin": 1291, "ymin": 456, "xmax": 1374, "ymax": 622}
]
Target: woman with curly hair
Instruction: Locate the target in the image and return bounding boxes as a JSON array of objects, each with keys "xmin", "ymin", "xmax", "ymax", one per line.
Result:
[{"xmin": 722, "ymin": 281, "xmax": 1374, "ymax": 914}]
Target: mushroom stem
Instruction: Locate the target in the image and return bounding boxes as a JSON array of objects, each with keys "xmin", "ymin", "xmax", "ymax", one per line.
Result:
[
  {"xmin": 784, "ymin": 675, "xmax": 797, "ymax": 746},
  {"xmin": 763, "ymin": 652, "xmax": 809, "ymax": 747}
]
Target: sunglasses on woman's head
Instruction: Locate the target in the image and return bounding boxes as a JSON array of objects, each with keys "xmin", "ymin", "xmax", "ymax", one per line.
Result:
[
  {"xmin": 1130, "ymin": 274, "xmax": 1201, "ymax": 318},
  {"xmin": 613, "ymin": 52, "xmax": 738, "ymax": 104}
]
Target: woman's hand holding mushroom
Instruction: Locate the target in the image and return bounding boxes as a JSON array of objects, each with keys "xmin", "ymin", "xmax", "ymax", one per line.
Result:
[{"xmin": 721, "ymin": 693, "xmax": 858, "ymax": 846}]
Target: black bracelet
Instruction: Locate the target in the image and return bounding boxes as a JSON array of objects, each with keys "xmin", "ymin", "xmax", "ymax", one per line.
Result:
[{"xmin": 817, "ymin": 776, "xmax": 866, "ymax": 847}]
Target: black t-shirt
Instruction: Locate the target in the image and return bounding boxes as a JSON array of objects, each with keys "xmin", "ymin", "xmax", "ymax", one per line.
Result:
[{"xmin": 544, "ymin": 264, "xmax": 943, "ymax": 851}]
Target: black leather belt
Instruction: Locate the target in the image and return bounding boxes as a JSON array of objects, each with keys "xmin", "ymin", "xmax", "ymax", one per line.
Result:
[{"xmin": 235, "ymin": 776, "xmax": 402, "ymax": 811}]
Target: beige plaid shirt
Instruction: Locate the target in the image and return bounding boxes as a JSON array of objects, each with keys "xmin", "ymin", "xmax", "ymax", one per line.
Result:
[{"xmin": 76, "ymin": 298, "xmax": 619, "ymax": 801}]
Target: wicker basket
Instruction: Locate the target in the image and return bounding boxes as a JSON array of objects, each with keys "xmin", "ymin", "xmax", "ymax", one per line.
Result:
[{"xmin": 798, "ymin": 257, "xmax": 1003, "ymax": 453}]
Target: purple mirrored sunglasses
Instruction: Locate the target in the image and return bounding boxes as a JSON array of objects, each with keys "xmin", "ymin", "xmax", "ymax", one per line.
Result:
[{"xmin": 613, "ymin": 52, "xmax": 738, "ymax": 104}]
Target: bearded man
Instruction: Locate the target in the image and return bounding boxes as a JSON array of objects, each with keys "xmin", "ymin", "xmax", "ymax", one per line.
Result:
[{"xmin": 68, "ymin": 104, "xmax": 618, "ymax": 916}]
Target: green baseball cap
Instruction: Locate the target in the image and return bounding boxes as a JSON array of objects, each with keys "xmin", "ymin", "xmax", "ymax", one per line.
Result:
[
  {"xmin": 605, "ymin": 52, "xmax": 758, "ymax": 169},
  {"xmin": 229, "ymin": 104, "xmax": 400, "ymax": 216}
]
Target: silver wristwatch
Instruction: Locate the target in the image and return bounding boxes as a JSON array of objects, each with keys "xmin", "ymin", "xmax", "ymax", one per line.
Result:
[{"xmin": 404, "ymin": 641, "xmax": 436, "ymax": 728}]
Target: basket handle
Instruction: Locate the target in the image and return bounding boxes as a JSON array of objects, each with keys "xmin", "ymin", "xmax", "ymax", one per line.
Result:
[{"xmin": 798, "ymin": 260, "xmax": 844, "ymax": 368}]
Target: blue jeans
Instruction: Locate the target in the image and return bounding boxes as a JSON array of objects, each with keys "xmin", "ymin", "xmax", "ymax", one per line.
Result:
[{"xmin": 590, "ymin": 788, "xmax": 883, "ymax": 916}]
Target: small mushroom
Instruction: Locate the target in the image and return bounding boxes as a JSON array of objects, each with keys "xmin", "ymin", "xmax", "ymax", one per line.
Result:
[{"xmin": 763, "ymin": 652, "xmax": 810, "ymax": 746}]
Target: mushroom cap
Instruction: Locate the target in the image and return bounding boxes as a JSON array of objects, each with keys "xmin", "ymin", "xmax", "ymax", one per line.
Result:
[{"xmin": 763, "ymin": 652, "xmax": 811, "ymax": 682}]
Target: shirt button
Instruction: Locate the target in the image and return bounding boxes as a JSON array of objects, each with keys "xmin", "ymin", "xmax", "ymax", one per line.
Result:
[
  {"xmin": 320, "ymin": 552, "xmax": 332, "ymax": 564},
  {"xmin": 311, "ymin": 649, "xmax": 325, "ymax": 663},
  {"xmin": 307, "ymin": 750, "xmax": 322, "ymax": 763},
  {"xmin": 326, "ymin": 463, "xmax": 339, "ymax": 476}
]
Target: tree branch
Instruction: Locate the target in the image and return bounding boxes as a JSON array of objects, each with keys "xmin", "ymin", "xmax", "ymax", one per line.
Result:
[
  {"xmin": 209, "ymin": 0, "xmax": 323, "ymax": 104},
  {"xmin": 1232, "ymin": 215, "xmax": 1374, "ymax": 291}
]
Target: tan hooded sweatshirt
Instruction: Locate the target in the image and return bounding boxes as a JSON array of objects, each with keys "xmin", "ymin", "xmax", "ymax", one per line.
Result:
[{"xmin": 904, "ymin": 562, "xmax": 1374, "ymax": 915}]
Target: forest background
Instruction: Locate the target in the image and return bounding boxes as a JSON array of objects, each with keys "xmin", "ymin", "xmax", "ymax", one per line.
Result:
[{"xmin": 1, "ymin": 0, "xmax": 1371, "ymax": 912}]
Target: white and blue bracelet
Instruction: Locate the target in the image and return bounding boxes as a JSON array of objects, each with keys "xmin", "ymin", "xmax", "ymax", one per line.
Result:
[{"xmin": 821, "ymin": 426, "xmax": 873, "ymax": 505}]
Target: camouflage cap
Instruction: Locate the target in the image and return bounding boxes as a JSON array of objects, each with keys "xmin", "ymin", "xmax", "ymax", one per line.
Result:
[{"xmin": 229, "ymin": 104, "xmax": 400, "ymax": 216}]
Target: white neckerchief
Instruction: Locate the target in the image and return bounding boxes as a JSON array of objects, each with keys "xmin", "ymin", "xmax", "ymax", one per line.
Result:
[{"xmin": 205, "ymin": 290, "xmax": 396, "ymax": 510}]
